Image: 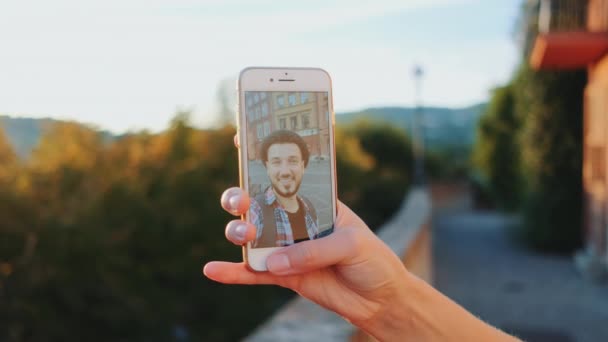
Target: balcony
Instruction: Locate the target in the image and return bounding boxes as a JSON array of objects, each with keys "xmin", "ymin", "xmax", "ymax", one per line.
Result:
[{"xmin": 530, "ymin": 0, "xmax": 608, "ymax": 70}]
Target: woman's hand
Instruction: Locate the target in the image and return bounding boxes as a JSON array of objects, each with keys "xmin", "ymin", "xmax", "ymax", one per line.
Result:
[
  {"xmin": 203, "ymin": 188, "xmax": 521, "ymax": 342},
  {"xmin": 203, "ymin": 187, "xmax": 411, "ymax": 326},
  {"xmin": 203, "ymin": 134, "xmax": 520, "ymax": 341}
]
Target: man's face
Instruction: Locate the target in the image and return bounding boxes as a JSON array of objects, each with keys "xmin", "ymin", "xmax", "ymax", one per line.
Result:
[{"xmin": 265, "ymin": 143, "xmax": 305, "ymax": 198}]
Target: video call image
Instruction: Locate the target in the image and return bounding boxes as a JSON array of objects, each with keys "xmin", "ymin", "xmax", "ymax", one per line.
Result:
[{"xmin": 245, "ymin": 91, "xmax": 334, "ymax": 248}]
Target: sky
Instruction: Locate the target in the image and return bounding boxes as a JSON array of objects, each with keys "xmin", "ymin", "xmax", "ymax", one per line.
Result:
[{"xmin": 0, "ymin": 0, "xmax": 522, "ymax": 133}]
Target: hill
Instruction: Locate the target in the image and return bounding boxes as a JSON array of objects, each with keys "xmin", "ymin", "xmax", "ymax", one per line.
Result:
[
  {"xmin": 1, "ymin": 104, "xmax": 486, "ymax": 158},
  {"xmin": 337, "ymin": 103, "xmax": 486, "ymax": 149},
  {"xmin": 0, "ymin": 115, "xmax": 58, "ymax": 158},
  {"xmin": 0, "ymin": 115, "xmax": 114, "ymax": 158}
]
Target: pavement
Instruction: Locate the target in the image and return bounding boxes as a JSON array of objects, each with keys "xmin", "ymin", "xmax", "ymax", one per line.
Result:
[{"xmin": 433, "ymin": 189, "xmax": 608, "ymax": 342}]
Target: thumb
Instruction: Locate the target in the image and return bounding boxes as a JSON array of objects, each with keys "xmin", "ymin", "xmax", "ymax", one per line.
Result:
[{"xmin": 266, "ymin": 228, "xmax": 362, "ymax": 275}]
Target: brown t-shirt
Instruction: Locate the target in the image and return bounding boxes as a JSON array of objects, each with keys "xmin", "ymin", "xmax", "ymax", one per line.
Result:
[{"xmin": 286, "ymin": 200, "xmax": 309, "ymax": 241}]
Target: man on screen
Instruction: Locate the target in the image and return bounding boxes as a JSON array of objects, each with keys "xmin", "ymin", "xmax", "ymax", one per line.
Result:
[{"xmin": 250, "ymin": 130, "xmax": 331, "ymax": 247}]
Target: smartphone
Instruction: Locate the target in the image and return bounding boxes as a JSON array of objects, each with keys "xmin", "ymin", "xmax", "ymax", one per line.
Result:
[{"xmin": 237, "ymin": 67, "xmax": 337, "ymax": 271}]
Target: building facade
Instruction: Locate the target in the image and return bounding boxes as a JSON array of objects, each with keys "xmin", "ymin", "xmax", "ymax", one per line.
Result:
[
  {"xmin": 245, "ymin": 91, "xmax": 330, "ymax": 162},
  {"xmin": 530, "ymin": 0, "xmax": 608, "ymax": 280},
  {"xmin": 245, "ymin": 91, "xmax": 274, "ymax": 161}
]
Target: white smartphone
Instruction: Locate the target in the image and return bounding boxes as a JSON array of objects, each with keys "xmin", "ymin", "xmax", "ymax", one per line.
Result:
[{"xmin": 237, "ymin": 67, "xmax": 338, "ymax": 271}]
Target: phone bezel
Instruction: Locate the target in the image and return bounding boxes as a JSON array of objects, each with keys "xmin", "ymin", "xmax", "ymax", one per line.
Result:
[{"xmin": 237, "ymin": 67, "xmax": 337, "ymax": 271}]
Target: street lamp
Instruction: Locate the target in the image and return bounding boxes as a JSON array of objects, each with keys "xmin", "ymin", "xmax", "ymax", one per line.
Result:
[{"xmin": 412, "ymin": 65, "xmax": 426, "ymax": 185}]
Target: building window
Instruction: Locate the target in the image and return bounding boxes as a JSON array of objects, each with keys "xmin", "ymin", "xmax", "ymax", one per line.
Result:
[
  {"xmin": 254, "ymin": 93, "xmax": 259, "ymax": 103},
  {"xmin": 288, "ymin": 93, "xmax": 296, "ymax": 106},
  {"xmin": 256, "ymin": 107, "xmax": 261, "ymax": 119},
  {"xmin": 263, "ymin": 121, "xmax": 270, "ymax": 137},
  {"xmin": 302, "ymin": 114, "xmax": 310, "ymax": 128},
  {"xmin": 290, "ymin": 116, "xmax": 297, "ymax": 130},
  {"xmin": 301, "ymin": 92, "xmax": 309, "ymax": 103},
  {"xmin": 246, "ymin": 96, "xmax": 252, "ymax": 107},
  {"xmin": 248, "ymin": 108, "xmax": 255, "ymax": 122},
  {"xmin": 262, "ymin": 102, "xmax": 268, "ymax": 116},
  {"xmin": 260, "ymin": 92, "xmax": 266, "ymax": 100},
  {"xmin": 279, "ymin": 118, "xmax": 286, "ymax": 129},
  {"xmin": 277, "ymin": 95, "xmax": 285, "ymax": 108},
  {"xmin": 257, "ymin": 125, "xmax": 263, "ymax": 139}
]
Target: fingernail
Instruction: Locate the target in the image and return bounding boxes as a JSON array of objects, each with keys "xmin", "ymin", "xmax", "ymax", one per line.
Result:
[
  {"xmin": 229, "ymin": 195, "xmax": 241, "ymax": 212},
  {"xmin": 234, "ymin": 224, "xmax": 247, "ymax": 240},
  {"xmin": 267, "ymin": 254, "xmax": 290, "ymax": 274}
]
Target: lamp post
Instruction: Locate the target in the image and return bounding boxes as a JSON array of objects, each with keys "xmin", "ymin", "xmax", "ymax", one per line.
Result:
[{"xmin": 412, "ymin": 65, "xmax": 426, "ymax": 185}]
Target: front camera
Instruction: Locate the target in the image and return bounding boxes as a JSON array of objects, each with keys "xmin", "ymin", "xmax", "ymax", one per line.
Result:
[{"xmin": 270, "ymin": 78, "xmax": 274, "ymax": 82}]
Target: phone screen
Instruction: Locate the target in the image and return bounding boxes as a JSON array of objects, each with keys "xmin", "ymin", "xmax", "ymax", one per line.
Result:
[{"xmin": 245, "ymin": 91, "xmax": 335, "ymax": 248}]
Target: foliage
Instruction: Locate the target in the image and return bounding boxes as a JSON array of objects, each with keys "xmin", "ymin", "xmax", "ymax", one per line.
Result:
[
  {"xmin": 0, "ymin": 117, "xmax": 294, "ymax": 341},
  {"xmin": 514, "ymin": 66, "xmax": 586, "ymax": 253},
  {"xmin": 0, "ymin": 127, "xmax": 17, "ymax": 181},
  {"xmin": 336, "ymin": 120, "xmax": 412, "ymax": 229},
  {"xmin": 425, "ymin": 145, "xmax": 471, "ymax": 182},
  {"xmin": 0, "ymin": 116, "xmax": 51, "ymax": 159},
  {"xmin": 0, "ymin": 115, "xmax": 411, "ymax": 341},
  {"xmin": 472, "ymin": 84, "xmax": 523, "ymax": 211},
  {"xmin": 472, "ymin": 63, "xmax": 586, "ymax": 253}
]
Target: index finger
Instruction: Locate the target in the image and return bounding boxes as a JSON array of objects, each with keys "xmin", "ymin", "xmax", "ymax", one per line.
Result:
[{"xmin": 221, "ymin": 187, "xmax": 251, "ymax": 216}]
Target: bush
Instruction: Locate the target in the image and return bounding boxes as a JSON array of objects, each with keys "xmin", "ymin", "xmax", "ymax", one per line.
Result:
[
  {"xmin": 472, "ymin": 64, "xmax": 586, "ymax": 253},
  {"xmin": 426, "ymin": 145, "xmax": 471, "ymax": 182},
  {"xmin": 472, "ymin": 84, "xmax": 523, "ymax": 211},
  {"xmin": 0, "ymin": 115, "xmax": 413, "ymax": 341},
  {"xmin": 336, "ymin": 120, "xmax": 412, "ymax": 230},
  {"xmin": 515, "ymin": 66, "xmax": 586, "ymax": 253}
]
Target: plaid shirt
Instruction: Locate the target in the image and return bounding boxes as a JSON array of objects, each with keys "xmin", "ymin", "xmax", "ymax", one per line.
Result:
[{"xmin": 250, "ymin": 187, "xmax": 319, "ymax": 247}]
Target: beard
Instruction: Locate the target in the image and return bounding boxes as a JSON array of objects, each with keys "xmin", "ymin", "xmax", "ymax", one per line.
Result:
[{"xmin": 272, "ymin": 174, "xmax": 302, "ymax": 198}]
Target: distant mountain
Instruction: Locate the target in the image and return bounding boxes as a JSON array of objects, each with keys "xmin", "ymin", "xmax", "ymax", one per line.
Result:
[
  {"xmin": 336, "ymin": 103, "xmax": 486, "ymax": 149},
  {"xmin": 0, "ymin": 115, "xmax": 58, "ymax": 158},
  {"xmin": 0, "ymin": 115, "xmax": 115, "ymax": 159},
  {"xmin": 1, "ymin": 103, "xmax": 487, "ymax": 158}
]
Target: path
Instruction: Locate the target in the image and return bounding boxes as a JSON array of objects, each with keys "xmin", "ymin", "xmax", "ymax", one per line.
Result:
[{"xmin": 433, "ymin": 186, "xmax": 608, "ymax": 342}]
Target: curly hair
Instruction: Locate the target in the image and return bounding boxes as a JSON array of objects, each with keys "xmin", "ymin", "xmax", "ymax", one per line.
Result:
[{"xmin": 260, "ymin": 130, "xmax": 310, "ymax": 167}]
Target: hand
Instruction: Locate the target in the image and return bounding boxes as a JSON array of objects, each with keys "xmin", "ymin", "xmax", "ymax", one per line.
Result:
[
  {"xmin": 203, "ymin": 187, "xmax": 411, "ymax": 326},
  {"xmin": 203, "ymin": 136, "xmax": 520, "ymax": 342}
]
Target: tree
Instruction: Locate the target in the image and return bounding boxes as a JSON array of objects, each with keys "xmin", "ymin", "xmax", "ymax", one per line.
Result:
[
  {"xmin": 336, "ymin": 120, "xmax": 413, "ymax": 229},
  {"xmin": 0, "ymin": 126, "xmax": 17, "ymax": 181},
  {"xmin": 515, "ymin": 65, "xmax": 586, "ymax": 253},
  {"xmin": 0, "ymin": 112, "xmax": 413, "ymax": 340},
  {"xmin": 473, "ymin": 84, "xmax": 523, "ymax": 211},
  {"xmin": 30, "ymin": 122, "xmax": 102, "ymax": 172}
]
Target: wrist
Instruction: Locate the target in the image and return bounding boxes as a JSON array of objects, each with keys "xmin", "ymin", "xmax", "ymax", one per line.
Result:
[
  {"xmin": 355, "ymin": 272, "xmax": 439, "ymax": 341},
  {"xmin": 356, "ymin": 272, "xmax": 520, "ymax": 342}
]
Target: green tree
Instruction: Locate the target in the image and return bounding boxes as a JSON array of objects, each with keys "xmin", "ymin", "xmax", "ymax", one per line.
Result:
[
  {"xmin": 473, "ymin": 84, "xmax": 523, "ymax": 211},
  {"xmin": 0, "ymin": 112, "xmax": 413, "ymax": 341},
  {"xmin": 0, "ymin": 126, "xmax": 17, "ymax": 182},
  {"xmin": 336, "ymin": 120, "xmax": 412, "ymax": 229},
  {"xmin": 515, "ymin": 66, "xmax": 586, "ymax": 252}
]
